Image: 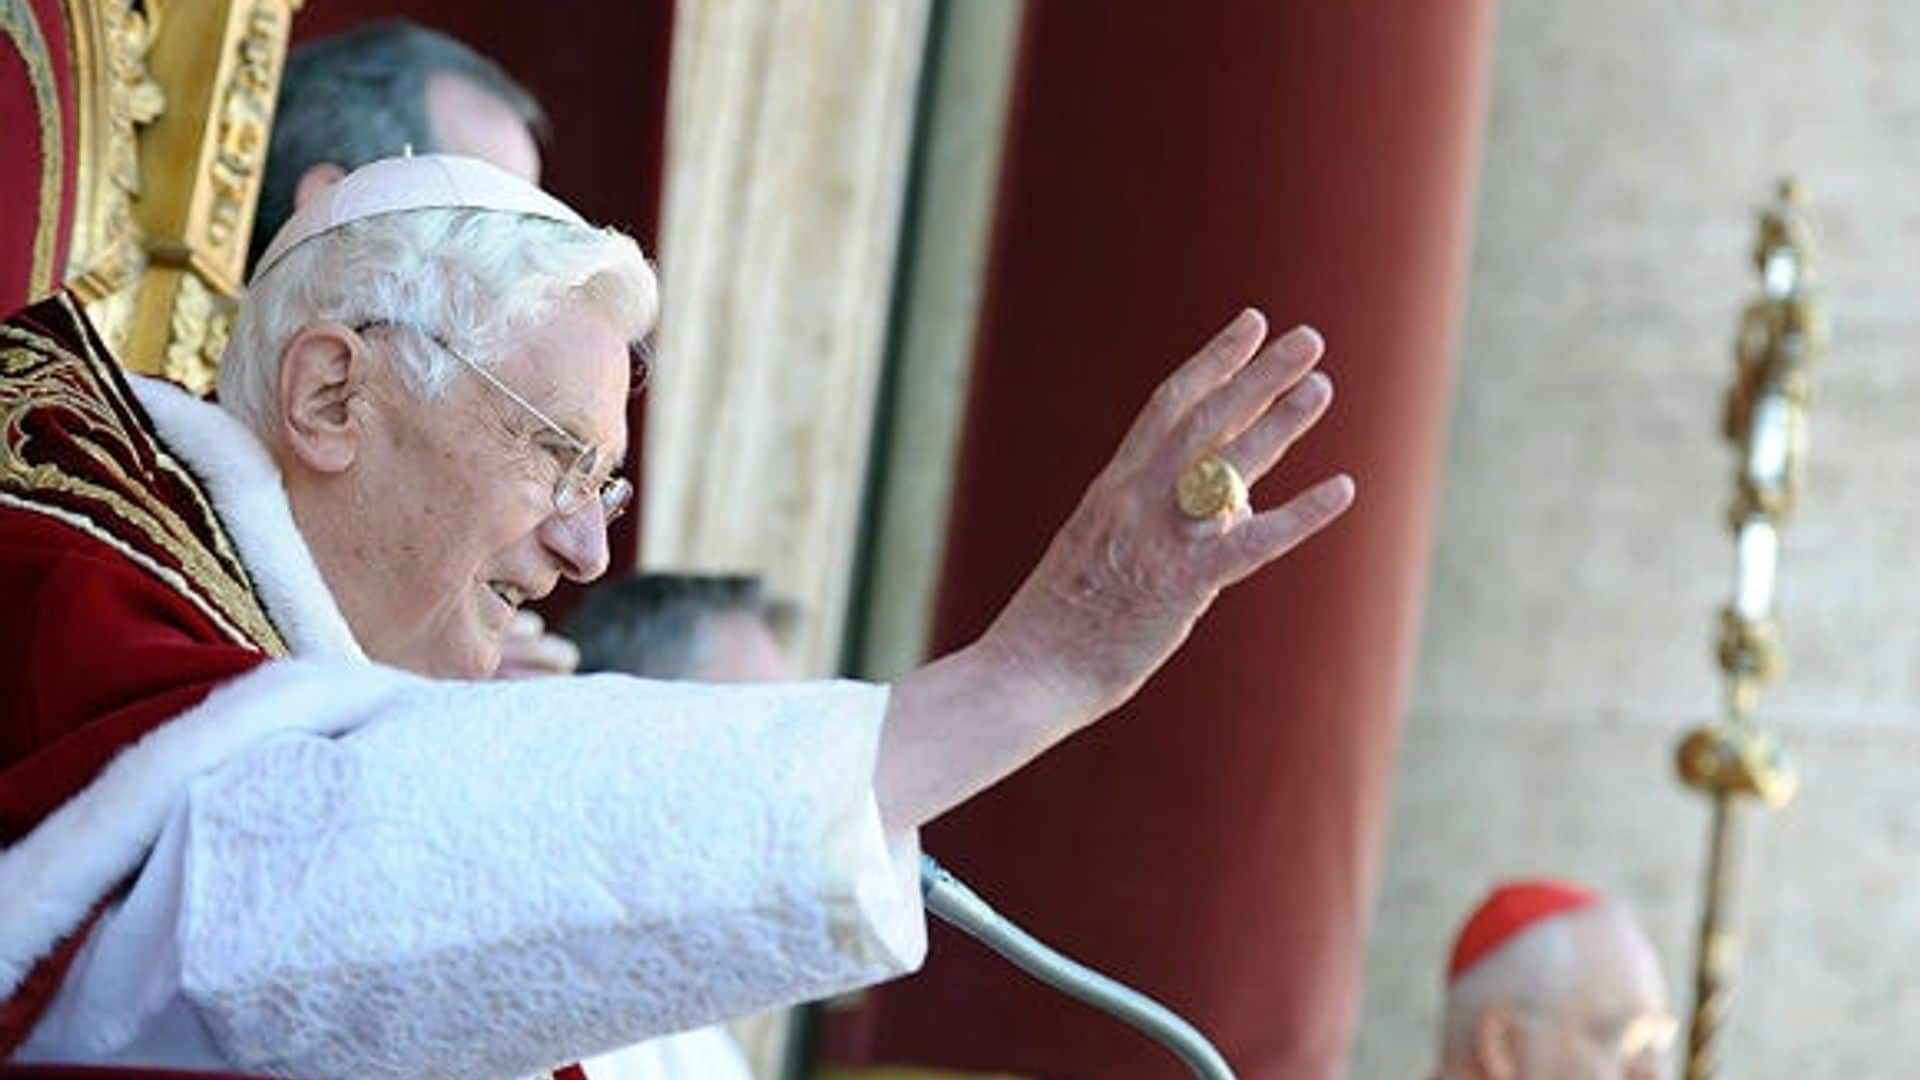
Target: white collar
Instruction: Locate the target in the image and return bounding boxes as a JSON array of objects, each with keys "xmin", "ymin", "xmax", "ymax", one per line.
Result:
[{"xmin": 129, "ymin": 376, "xmax": 366, "ymax": 663}]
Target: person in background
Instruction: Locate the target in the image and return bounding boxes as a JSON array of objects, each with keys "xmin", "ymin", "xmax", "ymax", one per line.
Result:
[
  {"xmin": 253, "ymin": 19, "xmax": 546, "ymax": 271},
  {"xmin": 569, "ymin": 574, "xmax": 796, "ymax": 684},
  {"xmin": 1433, "ymin": 880, "xmax": 1675, "ymax": 1080}
]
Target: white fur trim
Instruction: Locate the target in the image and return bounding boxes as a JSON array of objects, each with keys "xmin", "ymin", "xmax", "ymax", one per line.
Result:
[
  {"xmin": 0, "ymin": 661, "xmax": 415, "ymax": 998},
  {"xmin": 129, "ymin": 376, "xmax": 364, "ymax": 662},
  {"xmin": 1, "ymin": 381, "xmax": 374, "ymax": 1000}
]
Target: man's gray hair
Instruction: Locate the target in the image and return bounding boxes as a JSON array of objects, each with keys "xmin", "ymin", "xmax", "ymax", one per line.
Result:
[
  {"xmin": 252, "ymin": 20, "xmax": 547, "ymax": 272},
  {"xmin": 567, "ymin": 574, "xmax": 796, "ymax": 679},
  {"xmin": 218, "ymin": 207, "xmax": 656, "ymax": 442},
  {"xmin": 1440, "ymin": 904, "xmax": 1593, "ymax": 1064}
]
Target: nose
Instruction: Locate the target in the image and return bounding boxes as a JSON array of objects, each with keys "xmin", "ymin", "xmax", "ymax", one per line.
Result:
[{"xmin": 538, "ymin": 502, "xmax": 612, "ymax": 583}]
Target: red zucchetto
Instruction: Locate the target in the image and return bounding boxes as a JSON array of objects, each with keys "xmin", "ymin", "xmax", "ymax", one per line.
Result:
[{"xmin": 1447, "ymin": 879, "xmax": 1601, "ymax": 981}]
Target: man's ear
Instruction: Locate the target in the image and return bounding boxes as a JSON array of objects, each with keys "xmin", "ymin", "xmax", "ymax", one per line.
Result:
[
  {"xmin": 1474, "ymin": 1004, "xmax": 1523, "ymax": 1080},
  {"xmin": 276, "ymin": 324, "xmax": 364, "ymax": 473},
  {"xmin": 293, "ymin": 162, "xmax": 348, "ymax": 210}
]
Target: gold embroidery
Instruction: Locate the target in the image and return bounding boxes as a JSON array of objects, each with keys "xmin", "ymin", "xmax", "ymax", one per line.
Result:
[
  {"xmin": 1, "ymin": 0, "xmax": 66, "ymax": 298},
  {"xmin": 0, "ymin": 491, "xmax": 260, "ymax": 651},
  {"xmin": 61, "ymin": 293, "xmax": 250, "ymax": 576},
  {"xmin": 0, "ymin": 309, "xmax": 286, "ymax": 655}
]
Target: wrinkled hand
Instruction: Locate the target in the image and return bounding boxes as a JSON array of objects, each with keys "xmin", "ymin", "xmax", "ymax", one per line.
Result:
[
  {"xmin": 493, "ymin": 610, "xmax": 582, "ymax": 680},
  {"xmin": 983, "ymin": 309, "xmax": 1354, "ymax": 720}
]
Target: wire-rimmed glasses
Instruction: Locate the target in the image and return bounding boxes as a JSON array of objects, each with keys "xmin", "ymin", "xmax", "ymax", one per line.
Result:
[{"xmin": 352, "ymin": 320, "xmax": 635, "ymax": 523}]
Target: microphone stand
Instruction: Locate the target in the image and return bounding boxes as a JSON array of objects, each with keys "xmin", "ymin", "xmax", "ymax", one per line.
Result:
[{"xmin": 920, "ymin": 855, "xmax": 1236, "ymax": 1080}]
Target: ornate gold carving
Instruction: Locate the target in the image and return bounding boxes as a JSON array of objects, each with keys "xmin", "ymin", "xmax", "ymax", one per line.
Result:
[
  {"xmin": 60, "ymin": 0, "xmax": 296, "ymax": 376},
  {"xmin": 122, "ymin": 0, "xmax": 296, "ymax": 372},
  {"xmin": 64, "ymin": 0, "xmax": 167, "ymax": 355},
  {"xmin": 1715, "ymin": 604, "xmax": 1778, "ymax": 686},
  {"xmin": 1680, "ymin": 179, "xmax": 1824, "ymax": 1080},
  {"xmin": 202, "ymin": 1, "xmax": 283, "ymax": 258},
  {"xmin": 1676, "ymin": 723, "xmax": 1798, "ymax": 807},
  {"xmin": 1721, "ymin": 188, "xmax": 1826, "ymax": 524},
  {"xmin": 160, "ymin": 272, "xmax": 228, "ymax": 396},
  {"xmin": 1, "ymin": 0, "xmax": 65, "ymax": 298}
]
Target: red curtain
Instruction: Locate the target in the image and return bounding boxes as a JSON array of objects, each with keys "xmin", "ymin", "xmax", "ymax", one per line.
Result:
[
  {"xmin": 826, "ymin": 3, "xmax": 1496, "ymax": 1077},
  {"xmin": 0, "ymin": 0, "xmax": 78, "ymax": 317}
]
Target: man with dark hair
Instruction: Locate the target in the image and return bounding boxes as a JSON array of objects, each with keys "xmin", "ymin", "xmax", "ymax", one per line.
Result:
[
  {"xmin": 250, "ymin": 19, "xmax": 548, "ymax": 274},
  {"xmin": 569, "ymin": 574, "xmax": 797, "ymax": 683}
]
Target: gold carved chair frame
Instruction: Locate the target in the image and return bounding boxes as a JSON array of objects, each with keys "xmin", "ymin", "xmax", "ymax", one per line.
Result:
[{"xmin": 58, "ymin": 0, "xmax": 299, "ymax": 391}]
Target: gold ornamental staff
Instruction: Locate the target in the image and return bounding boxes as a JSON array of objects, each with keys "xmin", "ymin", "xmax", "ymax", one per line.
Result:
[{"xmin": 1675, "ymin": 179, "xmax": 1827, "ymax": 1080}]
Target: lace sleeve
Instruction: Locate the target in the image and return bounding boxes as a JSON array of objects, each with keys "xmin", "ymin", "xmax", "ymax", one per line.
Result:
[{"xmin": 27, "ymin": 670, "xmax": 924, "ymax": 1079}]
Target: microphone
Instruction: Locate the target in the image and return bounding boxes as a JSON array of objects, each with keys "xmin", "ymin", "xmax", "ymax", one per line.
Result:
[{"xmin": 919, "ymin": 854, "xmax": 1236, "ymax": 1080}]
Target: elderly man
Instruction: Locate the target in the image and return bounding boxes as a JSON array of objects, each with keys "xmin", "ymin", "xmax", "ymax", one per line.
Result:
[
  {"xmin": 0, "ymin": 155, "xmax": 1350, "ymax": 1078},
  {"xmin": 1435, "ymin": 880, "xmax": 1676, "ymax": 1080},
  {"xmin": 254, "ymin": 21, "xmax": 581, "ymax": 680}
]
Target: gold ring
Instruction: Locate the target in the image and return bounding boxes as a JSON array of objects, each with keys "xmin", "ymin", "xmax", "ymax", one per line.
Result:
[{"xmin": 1176, "ymin": 455, "xmax": 1249, "ymax": 521}]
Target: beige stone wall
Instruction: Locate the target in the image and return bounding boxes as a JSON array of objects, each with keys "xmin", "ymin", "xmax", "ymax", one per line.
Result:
[
  {"xmin": 643, "ymin": 0, "xmax": 930, "ymax": 675},
  {"xmin": 1355, "ymin": 2, "xmax": 1920, "ymax": 1077}
]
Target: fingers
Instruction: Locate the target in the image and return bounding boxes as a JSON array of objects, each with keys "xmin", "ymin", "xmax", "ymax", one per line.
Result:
[
  {"xmin": 1176, "ymin": 324, "xmax": 1324, "ymax": 463},
  {"xmin": 1215, "ymin": 473, "xmax": 1356, "ymax": 585},
  {"xmin": 496, "ymin": 611, "xmax": 582, "ymax": 679},
  {"xmin": 1180, "ymin": 497, "xmax": 1255, "ymax": 542},
  {"xmin": 1217, "ymin": 370, "xmax": 1333, "ymax": 486},
  {"xmin": 1160, "ymin": 308, "xmax": 1269, "ymax": 410},
  {"xmin": 1121, "ymin": 309, "xmax": 1270, "ymax": 451},
  {"xmin": 509, "ymin": 609, "xmax": 547, "ymax": 640},
  {"xmin": 518, "ymin": 632, "xmax": 581, "ymax": 673}
]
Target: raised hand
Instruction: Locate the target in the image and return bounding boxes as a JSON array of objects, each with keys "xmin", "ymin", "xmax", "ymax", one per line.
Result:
[
  {"xmin": 981, "ymin": 309, "xmax": 1354, "ymax": 717},
  {"xmin": 880, "ymin": 310, "xmax": 1354, "ymax": 829}
]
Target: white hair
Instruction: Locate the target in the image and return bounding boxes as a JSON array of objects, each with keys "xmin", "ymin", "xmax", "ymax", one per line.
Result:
[
  {"xmin": 218, "ymin": 207, "xmax": 657, "ymax": 441},
  {"xmin": 1440, "ymin": 911, "xmax": 1580, "ymax": 1062}
]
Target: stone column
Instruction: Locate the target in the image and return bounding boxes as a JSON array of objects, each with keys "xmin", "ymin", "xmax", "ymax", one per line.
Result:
[{"xmin": 642, "ymin": 0, "xmax": 930, "ymax": 674}]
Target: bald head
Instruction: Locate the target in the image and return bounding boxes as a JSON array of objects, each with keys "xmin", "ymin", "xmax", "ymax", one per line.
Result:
[
  {"xmin": 1440, "ymin": 898, "xmax": 1672, "ymax": 1080},
  {"xmin": 254, "ymin": 21, "xmax": 548, "ymax": 272},
  {"xmin": 425, "ymin": 70, "xmax": 541, "ymax": 182}
]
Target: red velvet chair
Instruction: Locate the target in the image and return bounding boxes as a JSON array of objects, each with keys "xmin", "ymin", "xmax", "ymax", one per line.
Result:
[{"xmin": 0, "ymin": 0, "xmax": 78, "ymax": 318}]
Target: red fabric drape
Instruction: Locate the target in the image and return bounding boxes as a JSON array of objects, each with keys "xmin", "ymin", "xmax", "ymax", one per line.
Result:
[
  {"xmin": 0, "ymin": 0, "xmax": 79, "ymax": 317},
  {"xmin": 827, "ymin": 3, "xmax": 1496, "ymax": 1077}
]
